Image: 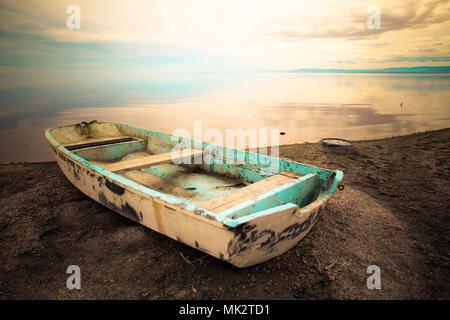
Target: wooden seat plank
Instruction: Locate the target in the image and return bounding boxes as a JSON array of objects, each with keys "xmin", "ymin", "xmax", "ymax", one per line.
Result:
[
  {"xmin": 199, "ymin": 172, "xmax": 302, "ymax": 213},
  {"xmin": 102, "ymin": 149, "xmax": 204, "ymax": 173}
]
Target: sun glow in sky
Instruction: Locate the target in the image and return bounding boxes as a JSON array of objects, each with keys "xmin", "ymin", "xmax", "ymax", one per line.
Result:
[{"xmin": 0, "ymin": 0, "xmax": 449, "ymax": 74}]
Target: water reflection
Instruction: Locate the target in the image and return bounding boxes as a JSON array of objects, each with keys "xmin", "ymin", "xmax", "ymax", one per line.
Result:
[{"xmin": 0, "ymin": 73, "xmax": 449, "ymax": 162}]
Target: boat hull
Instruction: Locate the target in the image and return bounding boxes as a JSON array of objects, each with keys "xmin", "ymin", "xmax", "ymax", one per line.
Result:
[
  {"xmin": 45, "ymin": 122, "xmax": 340, "ymax": 268},
  {"xmin": 51, "ymin": 147, "xmax": 329, "ymax": 267}
]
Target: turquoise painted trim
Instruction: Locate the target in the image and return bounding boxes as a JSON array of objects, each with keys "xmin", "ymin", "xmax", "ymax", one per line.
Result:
[{"xmin": 219, "ymin": 173, "xmax": 318, "ymax": 219}]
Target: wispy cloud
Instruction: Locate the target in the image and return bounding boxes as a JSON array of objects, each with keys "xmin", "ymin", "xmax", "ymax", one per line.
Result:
[{"xmin": 258, "ymin": 0, "xmax": 450, "ymax": 41}]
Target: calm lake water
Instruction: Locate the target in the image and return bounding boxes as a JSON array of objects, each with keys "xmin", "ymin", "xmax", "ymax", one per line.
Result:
[{"xmin": 0, "ymin": 72, "xmax": 449, "ymax": 162}]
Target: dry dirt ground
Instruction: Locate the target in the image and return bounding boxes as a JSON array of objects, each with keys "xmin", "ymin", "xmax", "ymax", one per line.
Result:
[{"xmin": 0, "ymin": 129, "xmax": 449, "ymax": 299}]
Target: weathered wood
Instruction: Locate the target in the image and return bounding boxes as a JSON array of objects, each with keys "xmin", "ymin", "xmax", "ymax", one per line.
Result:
[
  {"xmin": 199, "ymin": 172, "xmax": 302, "ymax": 213},
  {"xmin": 102, "ymin": 149, "xmax": 204, "ymax": 172}
]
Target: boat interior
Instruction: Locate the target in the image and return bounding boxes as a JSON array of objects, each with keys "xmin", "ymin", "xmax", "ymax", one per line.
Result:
[{"xmin": 49, "ymin": 122, "xmax": 330, "ymax": 216}]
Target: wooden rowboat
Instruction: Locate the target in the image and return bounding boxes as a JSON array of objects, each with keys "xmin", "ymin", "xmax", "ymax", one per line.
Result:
[{"xmin": 44, "ymin": 121, "xmax": 343, "ymax": 267}]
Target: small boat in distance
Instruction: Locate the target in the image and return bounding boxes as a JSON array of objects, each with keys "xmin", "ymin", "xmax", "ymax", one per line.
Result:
[{"xmin": 44, "ymin": 121, "xmax": 343, "ymax": 267}]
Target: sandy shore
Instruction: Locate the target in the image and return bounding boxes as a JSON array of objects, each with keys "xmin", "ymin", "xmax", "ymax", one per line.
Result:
[{"xmin": 0, "ymin": 128, "xmax": 449, "ymax": 299}]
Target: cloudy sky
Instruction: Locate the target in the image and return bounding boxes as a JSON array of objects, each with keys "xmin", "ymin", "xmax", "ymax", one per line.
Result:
[{"xmin": 0, "ymin": 0, "xmax": 449, "ymax": 74}]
